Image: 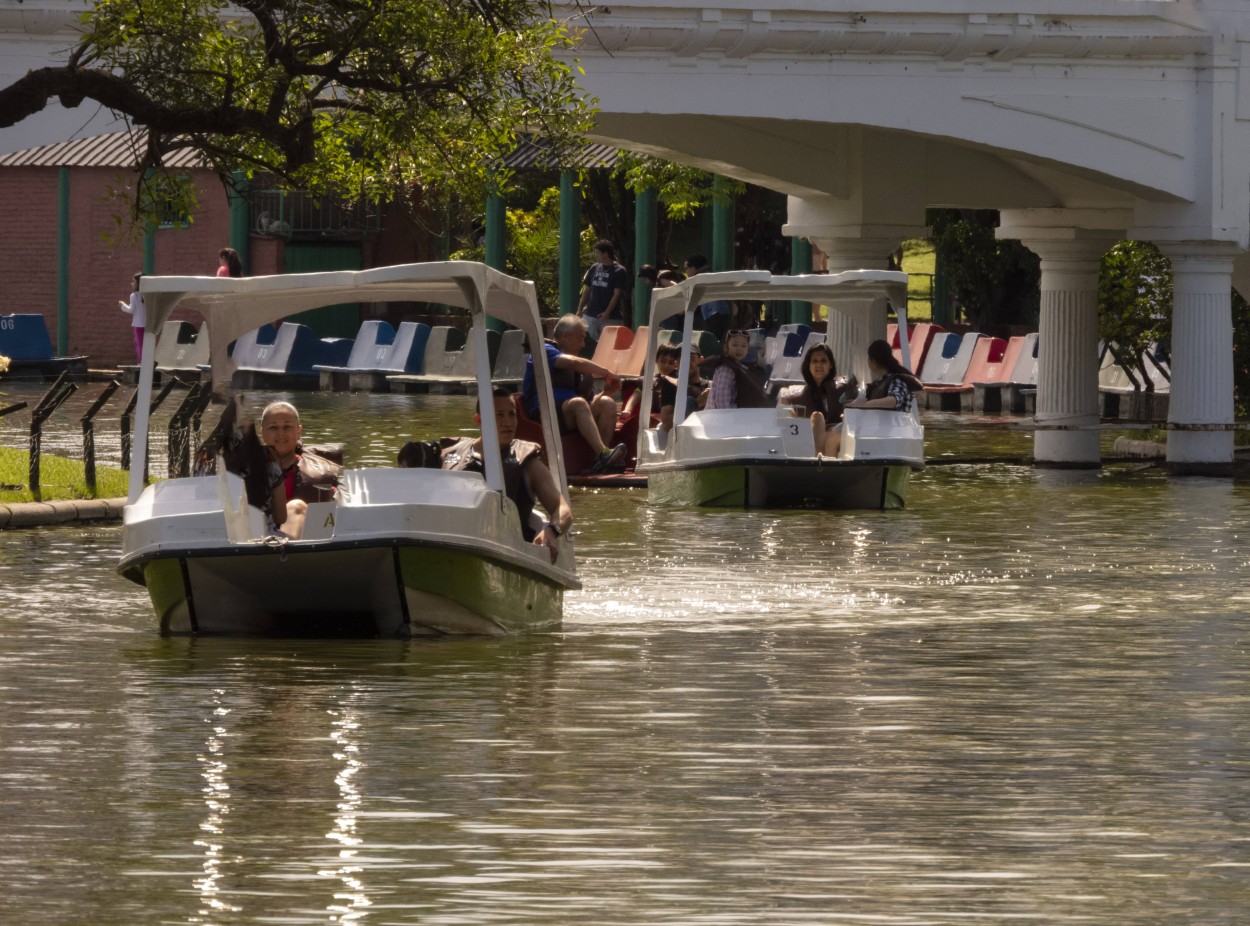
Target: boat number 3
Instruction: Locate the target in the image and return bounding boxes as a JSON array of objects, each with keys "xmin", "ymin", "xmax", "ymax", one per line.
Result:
[{"xmin": 788, "ymin": 423, "xmax": 800, "ymax": 436}]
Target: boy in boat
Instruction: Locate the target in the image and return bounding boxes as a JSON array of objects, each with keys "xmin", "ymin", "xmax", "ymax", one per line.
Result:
[
  {"xmin": 402, "ymin": 387, "xmax": 573, "ymax": 564},
  {"xmin": 521, "ymin": 314, "xmax": 626, "ymax": 475}
]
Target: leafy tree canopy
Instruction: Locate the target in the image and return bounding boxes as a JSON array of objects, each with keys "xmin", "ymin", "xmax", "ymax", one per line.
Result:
[
  {"xmin": 0, "ymin": 0, "xmax": 594, "ymax": 215},
  {"xmin": 929, "ymin": 209, "xmax": 1040, "ymax": 329},
  {"xmin": 1098, "ymin": 240, "xmax": 1172, "ymax": 388}
]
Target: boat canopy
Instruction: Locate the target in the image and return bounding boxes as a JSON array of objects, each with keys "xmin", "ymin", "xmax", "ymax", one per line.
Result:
[
  {"xmin": 645, "ymin": 270, "xmax": 910, "ymax": 427},
  {"xmin": 131, "ymin": 262, "xmax": 561, "ymax": 504},
  {"xmin": 140, "ymin": 261, "xmax": 541, "ymax": 395}
]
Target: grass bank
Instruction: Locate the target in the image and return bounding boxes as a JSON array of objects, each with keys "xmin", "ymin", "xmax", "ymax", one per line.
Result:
[{"xmin": 0, "ymin": 446, "xmax": 129, "ymax": 504}]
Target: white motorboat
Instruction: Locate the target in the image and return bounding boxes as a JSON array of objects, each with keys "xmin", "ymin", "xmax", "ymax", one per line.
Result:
[
  {"xmin": 118, "ymin": 262, "xmax": 580, "ymax": 636},
  {"xmin": 634, "ymin": 270, "xmax": 925, "ymax": 509}
]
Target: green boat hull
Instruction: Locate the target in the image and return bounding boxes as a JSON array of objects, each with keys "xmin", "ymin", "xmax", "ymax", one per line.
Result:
[
  {"xmin": 138, "ymin": 542, "xmax": 565, "ymax": 637},
  {"xmin": 646, "ymin": 460, "xmax": 913, "ymax": 509}
]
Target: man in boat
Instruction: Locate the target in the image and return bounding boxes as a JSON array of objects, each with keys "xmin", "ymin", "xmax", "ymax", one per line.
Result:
[
  {"xmin": 260, "ymin": 401, "xmax": 341, "ymax": 540},
  {"xmin": 434, "ymin": 387, "xmax": 574, "ymax": 564},
  {"xmin": 521, "ymin": 314, "xmax": 627, "ymax": 475}
]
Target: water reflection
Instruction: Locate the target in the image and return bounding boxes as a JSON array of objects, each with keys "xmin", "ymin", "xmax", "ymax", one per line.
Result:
[
  {"xmin": 323, "ymin": 702, "xmax": 370, "ymax": 923},
  {"xmin": 1, "ymin": 401, "xmax": 1250, "ymax": 923},
  {"xmin": 194, "ymin": 690, "xmax": 240, "ymax": 917}
]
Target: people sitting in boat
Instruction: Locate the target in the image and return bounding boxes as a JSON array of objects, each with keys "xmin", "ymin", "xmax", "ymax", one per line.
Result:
[
  {"xmin": 424, "ymin": 387, "xmax": 574, "ymax": 564},
  {"xmin": 845, "ymin": 339, "xmax": 925, "ymax": 413},
  {"xmin": 704, "ymin": 329, "xmax": 772, "ymax": 410},
  {"xmin": 260, "ymin": 400, "xmax": 342, "ymax": 540},
  {"xmin": 521, "ymin": 314, "xmax": 627, "ymax": 475},
  {"xmin": 623, "ymin": 342, "xmax": 684, "ymax": 430},
  {"xmin": 792, "ymin": 343, "xmax": 859, "ymax": 457}
]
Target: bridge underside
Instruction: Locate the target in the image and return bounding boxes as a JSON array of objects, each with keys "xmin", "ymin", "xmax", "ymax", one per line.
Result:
[{"xmin": 565, "ymin": 2, "xmax": 1250, "ymax": 472}]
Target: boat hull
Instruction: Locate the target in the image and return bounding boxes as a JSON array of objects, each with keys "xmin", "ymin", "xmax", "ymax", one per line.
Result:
[
  {"xmin": 644, "ymin": 459, "xmax": 914, "ymax": 509},
  {"xmin": 136, "ymin": 541, "xmax": 565, "ymax": 637}
]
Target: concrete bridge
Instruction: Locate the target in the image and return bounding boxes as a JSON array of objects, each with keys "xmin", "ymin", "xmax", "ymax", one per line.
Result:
[{"xmin": 556, "ymin": 1, "xmax": 1250, "ymax": 472}]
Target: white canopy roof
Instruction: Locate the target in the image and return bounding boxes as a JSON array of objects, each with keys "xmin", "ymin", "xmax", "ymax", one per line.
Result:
[{"xmin": 140, "ymin": 261, "xmax": 541, "ymax": 395}]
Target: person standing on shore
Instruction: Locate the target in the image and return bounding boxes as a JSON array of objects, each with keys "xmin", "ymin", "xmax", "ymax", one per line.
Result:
[
  {"xmin": 576, "ymin": 239, "xmax": 628, "ymax": 340},
  {"xmin": 118, "ymin": 272, "xmax": 145, "ymax": 361}
]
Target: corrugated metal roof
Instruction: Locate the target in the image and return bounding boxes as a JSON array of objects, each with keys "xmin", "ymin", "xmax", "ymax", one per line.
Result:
[
  {"xmin": 0, "ymin": 131, "xmax": 206, "ymax": 169},
  {"xmin": 502, "ymin": 138, "xmax": 620, "ymax": 170},
  {"xmin": 0, "ymin": 130, "xmax": 619, "ymax": 172}
]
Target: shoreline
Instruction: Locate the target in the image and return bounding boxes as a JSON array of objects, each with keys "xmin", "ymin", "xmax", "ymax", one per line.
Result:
[{"xmin": 0, "ymin": 497, "xmax": 126, "ymax": 528}]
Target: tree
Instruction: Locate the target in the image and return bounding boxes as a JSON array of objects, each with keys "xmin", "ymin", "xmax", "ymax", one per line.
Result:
[
  {"xmin": 1097, "ymin": 241, "xmax": 1172, "ymax": 391},
  {"xmin": 929, "ymin": 209, "xmax": 1040, "ymax": 329},
  {"xmin": 0, "ymin": 0, "xmax": 593, "ymax": 217}
]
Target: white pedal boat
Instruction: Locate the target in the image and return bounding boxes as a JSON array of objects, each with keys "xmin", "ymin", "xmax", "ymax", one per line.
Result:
[
  {"xmin": 118, "ymin": 262, "xmax": 580, "ymax": 636},
  {"xmin": 634, "ymin": 270, "xmax": 925, "ymax": 509}
]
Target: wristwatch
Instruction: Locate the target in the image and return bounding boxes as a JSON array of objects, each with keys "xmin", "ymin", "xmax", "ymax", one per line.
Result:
[{"xmin": 545, "ymin": 522, "xmax": 562, "ymax": 537}]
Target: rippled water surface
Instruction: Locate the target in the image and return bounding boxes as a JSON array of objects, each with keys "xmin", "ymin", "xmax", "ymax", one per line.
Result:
[{"xmin": 2, "ymin": 388, "xmax": 1249, "ymax": 924}]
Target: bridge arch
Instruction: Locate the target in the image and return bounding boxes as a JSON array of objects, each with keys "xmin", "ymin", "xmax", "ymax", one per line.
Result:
[{"xmin": 557, "ymin": 1, "xmax": 1250, "ymax": 472}]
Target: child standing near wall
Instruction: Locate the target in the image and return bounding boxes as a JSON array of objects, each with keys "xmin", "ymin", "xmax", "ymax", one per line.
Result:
[{"xmin": 118, "ymin": 272, "xmax": 145, "ymax": 362}]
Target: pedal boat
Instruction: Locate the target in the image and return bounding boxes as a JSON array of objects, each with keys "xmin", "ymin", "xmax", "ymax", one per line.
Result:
[
  {"xmin": 634, "ymin": 270, "xmax": 925, "ymax": 510},
  {"xmin": 118, "ymin": 262, "xmax": 580, "ymax": 636}
]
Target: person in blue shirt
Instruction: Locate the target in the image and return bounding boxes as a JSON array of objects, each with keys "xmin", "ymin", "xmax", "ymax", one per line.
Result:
[
  {"xmin": 522, "ymin": 315, "xmax": 626, "ymax": 474},
  {"xmin": 684, "ymin": 254, "xmax": 733, "ymax": 345}
]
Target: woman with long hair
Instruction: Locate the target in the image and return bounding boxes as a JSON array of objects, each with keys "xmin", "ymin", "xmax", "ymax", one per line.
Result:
[
  {"xmin": 797, "ymin": 343, "xmax": 850, "ymax": 456},
  {"xmin": 846, "ymin": 339, "xmax": 924, "ymax": 412},
  {"xmin": 217, "ymin": 247, "xmax": 243, "ymax": 278}
]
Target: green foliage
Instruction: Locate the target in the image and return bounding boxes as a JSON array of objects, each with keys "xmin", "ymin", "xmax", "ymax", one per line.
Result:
[
  {"xmin": 615, "ymin": 153, "xmax": 744, "ymax": 221},
  {"xmin": 929, "ymin": 209, "xmax": 1040, "ymax": 328},
  {"xmin": 1, "ymin": 1, "xmax": 594, "ymax": 221},
  {"xmin": 1233, "ymin": 291, "xmax": 1250, "ymax": 421},
  {"xmin": 452, "ymin": 186, "xmax": 590, "ymax": 313},
  {"xmin": 1097, "ymin": 241, "xmax": 1172, "ymax": 388},
  {"xmin": 0, "ymin": 447, "xmax": 130, "ymax": 504}
]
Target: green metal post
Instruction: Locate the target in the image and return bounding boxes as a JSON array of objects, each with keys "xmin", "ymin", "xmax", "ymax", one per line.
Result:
[
  {"xmin": 559, "ymin": 171, "xmax": 581, "ymax": 315},
  {"xmin": 711, "ymin": 176, "xmax": 735, "ymax": 272},
  {"xmin": 484, "ymin": 190, "xmax": 506, "ymax": 331},
  {"xmin": 55, "ymin": 167, "xmax": 70, "ymax": 355},
  {"xmin": 485, "ymin": 191, "xmax": 506, "ymax": 271},
  {"xmin": 789, "ymin": 237, "xmax": 813, "ymax": 325},
  {"xmin": 633, "ymin": 187, "xmax": 657, "ymax": 329},
  {"xmin": 228, "ymin": 170, "xmax": 250, "ymax": 274}
]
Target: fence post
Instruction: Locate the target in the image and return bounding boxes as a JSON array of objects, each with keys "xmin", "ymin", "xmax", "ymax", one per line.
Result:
[
  {"xmin": 166, "ymin": 381, "xmax": 212, "ymax": 479},
  {"xmin": 28, "ymin": 372, "xmax": 77, "ymax": 501},
  {"xmin": 81, "ymin": 381, "xmax": 120, "ymax": 494}
]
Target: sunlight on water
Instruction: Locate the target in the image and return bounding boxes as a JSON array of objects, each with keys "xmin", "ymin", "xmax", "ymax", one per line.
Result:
[{"xmin": 2, "ymin": 389, "xmax": 1250, "ymax": 924}]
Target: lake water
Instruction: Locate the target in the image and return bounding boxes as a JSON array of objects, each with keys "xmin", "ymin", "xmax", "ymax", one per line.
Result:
[{"xmin": 2, "ymin": 386, "xmax": 1249, "ymax": 924}]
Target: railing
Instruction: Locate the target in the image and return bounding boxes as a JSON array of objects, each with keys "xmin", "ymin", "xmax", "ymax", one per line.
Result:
[{"xmin": 249, "ymin": 189, "xmax": 381, "ymax": 239}]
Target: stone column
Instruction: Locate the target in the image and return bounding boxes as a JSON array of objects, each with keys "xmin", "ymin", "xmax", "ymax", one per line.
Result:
[
  {"xmin": 1155, "ymin": 242, "xmax": 1238, "ymax": 474},
  {"xmin": 1017, "ymin": 238, "xmax": 1110, "ymax": 468},
  {"xmin": 809, "ymin": 236, "xmax": 910, "ymax": 386}
]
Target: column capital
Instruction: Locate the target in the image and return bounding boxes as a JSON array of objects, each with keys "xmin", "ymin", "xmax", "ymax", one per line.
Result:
[{"xmin": 1153, "ymin": 239, "xmax": 1245, "ymax": 271}]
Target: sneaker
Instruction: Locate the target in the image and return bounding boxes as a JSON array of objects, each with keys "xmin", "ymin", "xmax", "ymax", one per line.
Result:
[{"xmin": 589, "ymin": 442, "xmax": 627, "ymax": 475}]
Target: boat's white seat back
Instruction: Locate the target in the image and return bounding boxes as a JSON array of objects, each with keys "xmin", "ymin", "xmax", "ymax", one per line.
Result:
[
  {"xmin": 838, "ymin": 407, "xmax": 924, "ymax": 462},
  {"xmin": 216, "ymin": 465, "xmax": 265, "ymax": 541}
]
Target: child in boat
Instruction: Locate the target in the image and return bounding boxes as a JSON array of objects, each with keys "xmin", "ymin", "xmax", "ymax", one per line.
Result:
[
  {"xmin": 416, "ymin": 387, "xmax": 573, "ymax": 565},
  {"xmin": 623, "ymin": 342, "xmax": 683, "ymax": 430},
  {"xmin": 705, "ymin": 329, "xmax": 771, "ymax": 410},
  {"xmin": 845, "ymin": 339, "xmax": 925, "ymax": 413}
]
